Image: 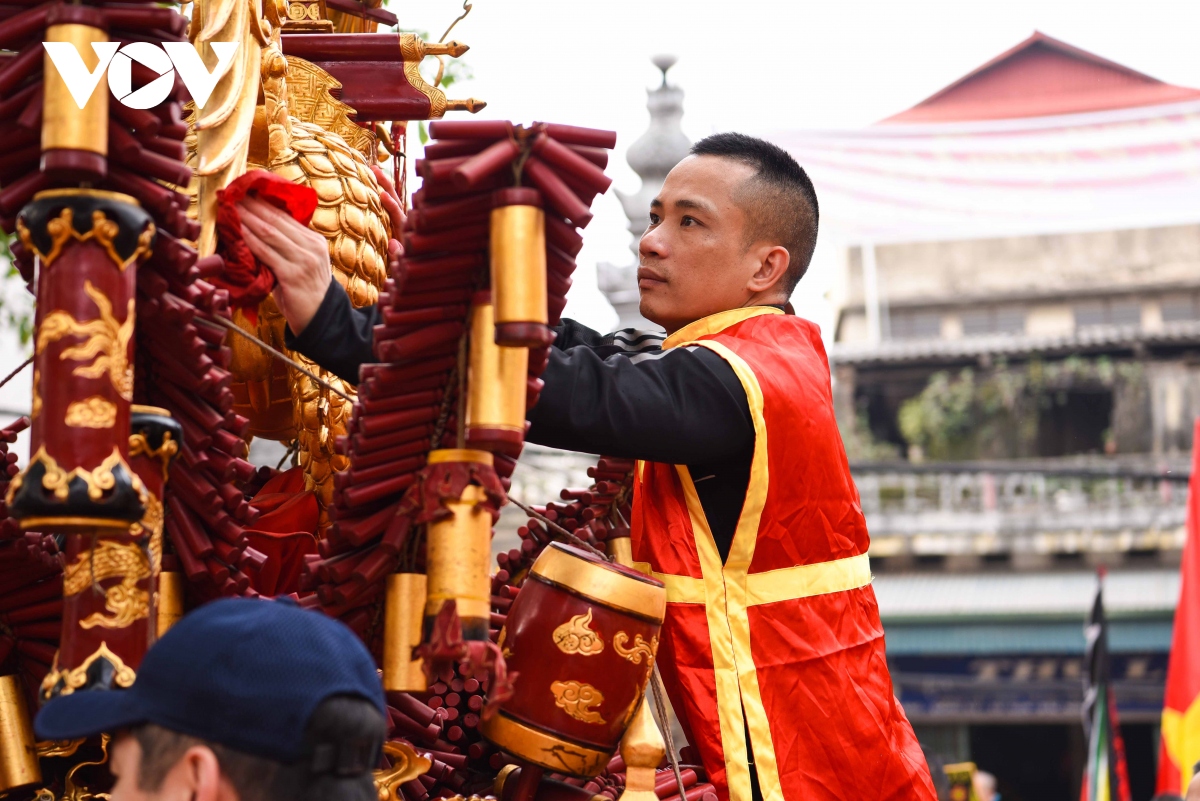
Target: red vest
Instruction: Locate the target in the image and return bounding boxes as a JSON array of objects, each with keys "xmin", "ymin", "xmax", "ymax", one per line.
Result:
[{"xmin": 630, "ymin": 308, "xmax": 935, "ymax": 801}]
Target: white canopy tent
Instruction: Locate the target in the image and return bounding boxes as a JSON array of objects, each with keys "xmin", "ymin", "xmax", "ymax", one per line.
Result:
[{"xmin": 776, "ymin": 98, "xmax": 1200, "ymax": 246}]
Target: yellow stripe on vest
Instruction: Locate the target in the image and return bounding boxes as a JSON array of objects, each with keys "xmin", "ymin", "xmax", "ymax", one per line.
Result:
[
  {"xmin": 633, "ymin": 562, "xmax": 707, "ymax": 604},
  {"xmin": 662, "ymin": 306, "xmax": 783, "ymax": 350},
  {"xmin": 746, "ymin": 553, "xmax": 873, "ymax": 605},
  {"xmin": 679, "ymin": 340, "xmax": 781, "ymax": 801},
  {"xmin": 635, "ymin": 554, "xmax": 872, "ymax": 606}
]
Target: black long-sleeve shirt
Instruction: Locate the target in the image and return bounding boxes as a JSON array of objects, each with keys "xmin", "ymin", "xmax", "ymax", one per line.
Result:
[{"xmin": 286, "ymin": 281, "xmax": 756, "ymax": 561}]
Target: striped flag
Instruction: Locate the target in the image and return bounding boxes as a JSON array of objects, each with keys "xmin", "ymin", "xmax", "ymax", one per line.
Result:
[{"xmin": 1081, "ymin": 572, "xmax": 1132, "ymax": 801}]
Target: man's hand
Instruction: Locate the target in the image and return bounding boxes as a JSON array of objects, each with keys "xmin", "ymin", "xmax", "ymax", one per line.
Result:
[
  {"xmin": 239, "ymin": 168, "xmax": 404, "ymax": 335},
  {"xmin": 238, "ymin": 195, "xmax": 332, "ymax": 335}
]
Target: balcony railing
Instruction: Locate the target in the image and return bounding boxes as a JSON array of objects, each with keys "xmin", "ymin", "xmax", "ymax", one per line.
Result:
[{"xmin": 851, "ymin": 459, "xmax": 1189, "ymax": 558}]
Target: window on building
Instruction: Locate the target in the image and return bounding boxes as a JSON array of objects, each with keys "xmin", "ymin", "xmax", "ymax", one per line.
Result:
[
  {"xmin": 1073, "ymin": 301, "xmax": 1107, "ymax": 328},
  {"xmin": 889, "ymin": 310, "xmax": 942, "ymax": 340},
  {"xmin": 1036, "ymin": 388, "xmax": 1113, "ymax": 456},
  {"xmin": 1162, "ymin": 295, "xmax": 1200, "ymax": 323},
  {"xmin": 994, "ymin": 308, "xmax": 1027, "ymax": 334},
  {"xmin": 960, "ymin": 307, "xmax": 1026, "ymax": 336},
  {"xmin": 1073, "ymin": 299, "xmax": 1143, "ymax": 329},
  {"xmin": 960, "ymin": 309, "xmax": 991, "ymax": 336},
  {"xmin": 1110, "ymin": 300, "xmax": 1142, "ymax": 326}
]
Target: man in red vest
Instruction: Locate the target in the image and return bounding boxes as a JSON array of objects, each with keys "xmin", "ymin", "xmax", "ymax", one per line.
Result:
[{"xmin": 239, "ymin": 133, "xmax": 935, "ymax": 801}]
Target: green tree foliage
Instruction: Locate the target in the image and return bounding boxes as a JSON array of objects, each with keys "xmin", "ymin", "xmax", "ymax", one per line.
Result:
[
  {"xmin": 0, "ymin": 230, "xmax": 34, "ymax": 347},
  {"xmin": 897, "ymin": 357, "xmax": 1141, "ymax": 460}
]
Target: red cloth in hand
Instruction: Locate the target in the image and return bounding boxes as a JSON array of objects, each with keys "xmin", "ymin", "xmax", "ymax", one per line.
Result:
[
  {"xmin": 242, "ymin": 466, "xmax": 318, "ymax": 596},
  {"xmin": 214, "ymin": 169, "xmax": 319, "ymax": 316}
]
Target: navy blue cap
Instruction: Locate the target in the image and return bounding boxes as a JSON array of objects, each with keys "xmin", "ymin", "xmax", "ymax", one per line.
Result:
[{"xmin": 35, "ymin": 597, "xmax": 386, "ymax": 763}]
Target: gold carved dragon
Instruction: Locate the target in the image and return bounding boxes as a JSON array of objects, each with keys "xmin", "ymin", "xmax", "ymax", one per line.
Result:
[
  {"xmin": 63, "ymin": 539, "xmax": 152, "ymax": 629},
  {"xmin": 37, "ymin": 281, "xmax": 135, "ymax": 402}
]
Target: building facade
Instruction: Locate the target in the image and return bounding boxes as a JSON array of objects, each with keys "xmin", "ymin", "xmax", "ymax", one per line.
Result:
[
  {"xmin": 794, "ymin": 34, "xmax": 1200, "ymax": 801},
  {"xmin": 835, "ymin": 227, "xmax": 1200, "ymax": 464},
  {"xmin": 593, "ymin": 35, "xmax": 1200, "ymax": 799}
]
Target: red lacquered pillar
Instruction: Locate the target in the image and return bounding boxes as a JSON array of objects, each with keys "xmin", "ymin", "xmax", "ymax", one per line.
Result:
[{"xmin": 12, "ymin": 189, "xmax": 155, "ymax": 698}]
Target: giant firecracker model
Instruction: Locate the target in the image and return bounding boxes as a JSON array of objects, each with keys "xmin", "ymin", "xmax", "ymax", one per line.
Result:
[{"xmin": 0, "ymin": 1, "xmax": 724, "ymax": 801}]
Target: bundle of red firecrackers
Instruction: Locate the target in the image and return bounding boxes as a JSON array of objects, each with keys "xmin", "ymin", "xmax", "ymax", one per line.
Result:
[
  {"xmin": 0, "ymin": 4, "xmax": 194, "ymax": 231},
  {"xmin": 303, "ymin": 120, "xmax": 617, "ymax": 638},
  {"xmin": 1, "ymin": 0, "xmax": 266, "ymax": 619},
  {"xmin": 0, "ymin": 71, "xmax": 723, "ymax": 790},
  {"xmin": 0, "ymin": 417, "xmax": 62, "ymax": 711}
]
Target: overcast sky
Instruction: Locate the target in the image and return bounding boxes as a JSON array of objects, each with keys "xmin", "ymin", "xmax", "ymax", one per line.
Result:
[
  {"xmin": 2, "ymin": 0, "xmax": 1196, "ymax": 443},
  {"xmin": 403, "ymin": 1, "xmax": 1200, "ymax": 332}
]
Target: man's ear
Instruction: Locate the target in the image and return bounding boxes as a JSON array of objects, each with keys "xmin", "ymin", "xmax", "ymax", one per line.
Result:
[
  {"xmin": 172, "ymin": 745, "xmax": 234, "ymax": 801},
  {"xmin": 747, "ymin": 245, "xmax": 791, "ymax": 297}
]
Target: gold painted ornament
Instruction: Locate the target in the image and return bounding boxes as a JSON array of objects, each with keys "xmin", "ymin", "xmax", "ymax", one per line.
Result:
[{"xmin": 190, "ymin": 43, "xmax": 390, "ymax": 525}]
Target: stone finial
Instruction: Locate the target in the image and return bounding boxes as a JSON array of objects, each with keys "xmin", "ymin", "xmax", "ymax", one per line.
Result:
[
  {"xmin": 599, "ymin": 55, "xmax": 692, "ymax": 330},
  {"xmin": 651, "ymin": 54, "xmax": 678, "ymax": 85}
]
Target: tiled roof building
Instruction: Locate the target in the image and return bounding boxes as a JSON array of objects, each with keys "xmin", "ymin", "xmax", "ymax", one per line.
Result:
[{"xmin": 776, "ymin": 34, "xmax": 1200, "ymax": 797}]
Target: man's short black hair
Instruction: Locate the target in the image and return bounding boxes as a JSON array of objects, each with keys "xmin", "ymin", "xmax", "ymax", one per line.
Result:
[
  {"xmin": 690, "ymin": 132, "xmax": 819, "ymax": 295},
  {"xmin": 135, "ymin": 696, "xmax": 384, "ymax": 801}
]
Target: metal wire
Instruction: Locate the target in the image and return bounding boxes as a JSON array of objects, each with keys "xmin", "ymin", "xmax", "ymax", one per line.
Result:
[
  {"xmin": 206, "ymin": 314, "xmax": 353, "ymax": 402},
  {"xmin": 0, "ymin": 355, "xmax": 33, "ymax": 392},
  {"xmin": 507, "ymin": 496, "xmax": 610, "ymax": 561},
  {"xmin": 650, "ymin": 665, "xmax": 688, "ymax": 801}
]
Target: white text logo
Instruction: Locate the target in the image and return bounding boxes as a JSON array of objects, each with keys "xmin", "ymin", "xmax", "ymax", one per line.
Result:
[{"xmin": 42, "ymin": 41, "xmax": 239, "ymax": 110}]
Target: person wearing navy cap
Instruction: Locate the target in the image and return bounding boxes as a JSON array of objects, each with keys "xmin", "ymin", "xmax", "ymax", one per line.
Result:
[{"xmin": 35, "ymin": 597, "xmax": 387, "ymax": 801}]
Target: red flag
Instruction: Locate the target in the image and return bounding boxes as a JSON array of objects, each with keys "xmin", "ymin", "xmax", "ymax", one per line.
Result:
[{"xmin": 1157, "ymin": 418, "xmax": 1200, "ymax": 794}]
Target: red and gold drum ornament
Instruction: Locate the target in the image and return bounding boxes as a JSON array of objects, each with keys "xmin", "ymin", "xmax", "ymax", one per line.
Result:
[
  {"xmin": 481, "ymin": 543, "xmax": 666, "ymax": 778},
  {"xmin": 490, "ymin": 188, "xmax": 551, "ymax": 348}
]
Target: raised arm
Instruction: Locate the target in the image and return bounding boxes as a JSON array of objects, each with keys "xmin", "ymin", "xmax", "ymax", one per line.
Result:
[
  {"xmin": 240, "ymin": 170, "xmax": 752, "ymax": 462},
  {"xmin": 283, "ymin": 280, "xmax": 380, "ymax": 384},
  {"xmin": 527, "ymin": 341, "xmax": 754, "ymax": 464}
]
